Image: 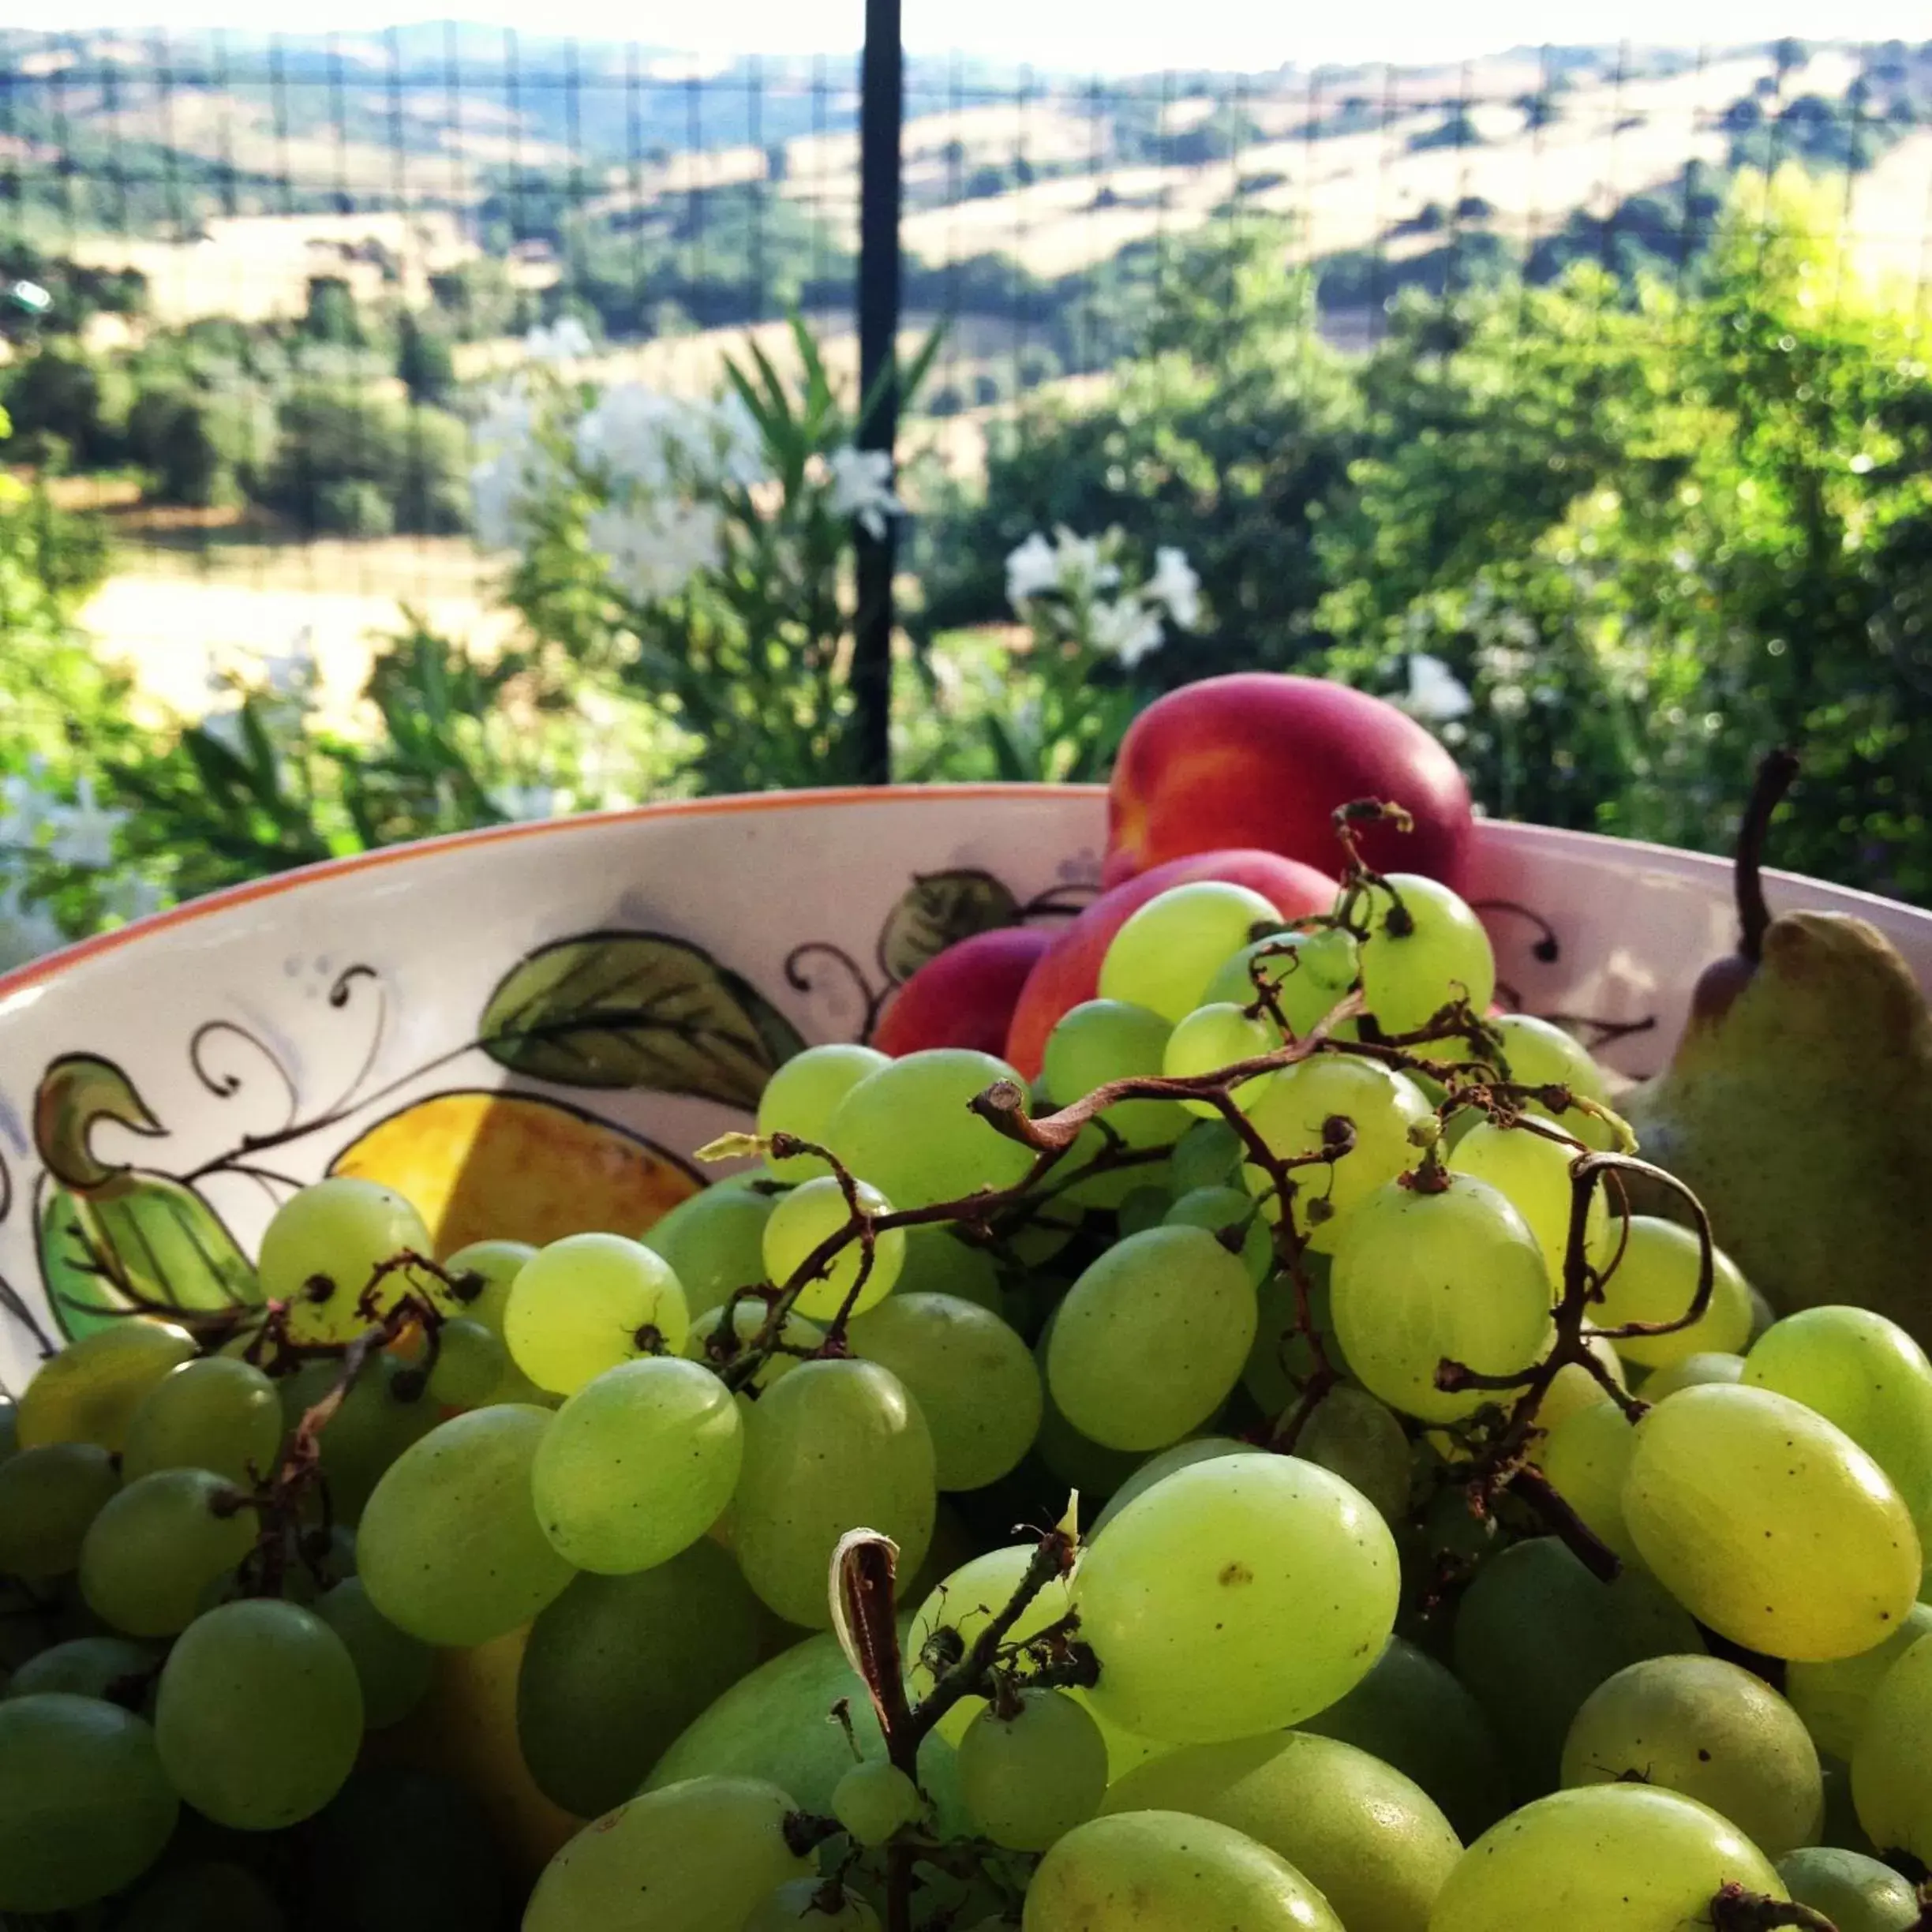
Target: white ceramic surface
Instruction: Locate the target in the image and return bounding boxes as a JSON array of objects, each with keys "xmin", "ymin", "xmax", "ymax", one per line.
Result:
[{"xmin": 2, "ymin": 784, "xmax": 1926, "ymax": 1392}]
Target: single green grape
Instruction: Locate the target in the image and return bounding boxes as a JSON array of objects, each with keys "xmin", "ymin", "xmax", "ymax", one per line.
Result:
[
  {"xmin": 1046, "ymin": 1226, "xmax": 1256, "ymax": 1452},
  {"xmin": 1293, "ymin": 1383, "xmax": 1411, "ymax": 1526},
  {"xmin": 1744, "ymin": 1306, "xmax": 1932, "ymax": 1527},
  {"xmin": 1489, "ymin": 1013, "xmax": 1619, "ymax": 1149},
  {"xmin": 1622, "ymin": 1384, "xmax": 1921, "ymax": 1661},
  {"xmin": 418, "ymin": 1317, "xmax": 506, "ymax": 1409},
  {"xmin": 683, "ymin": 1296, "xmax": 823, "ymax": 1390},
  {"xmin": 0, "ymin": 1692, "xmax": 178, "ymax": 1912},
  {"xmin": 833, "ymin": 1758, "xmax": 923, "ymax": 1845},
  {"xmin": 1076, "ymin": 1451, "xmax": 1398, "ymax": 1745},
  {"xmin": 1163, "ymin": 1185, "xmax": 1271, "ymax": 1287},
  {"xmin": 642, "ymin": 1187, "xmax": 776, "ymax": 1319},
  {"xmin": 1099, "ymin": 882, "xmax": 1287, "ymax": 1022},
  {"xmin": 1777, "ymin": 1846, "xmax": 1922, "ymax": 1932},
  {"xmin": 1788, "ymin": 1600, "xmax": 1932, "ymax": 1760},
  {"xmin": 3, "ymin": 1634, "xmax": 155, "ymax": 1703},
  {"xmin": 743, "ymin": 1878, "xmax": 880, "ymax": 1930},
  {"xmin": 1043, "ymin": 1000, "xmax": 1190, "ymax": 1148},
  {"xmin": 1539, "ymin": 1398, "xmax": 1642, "ymax": 1560},
  {"xmin": 1637, "ymin": 1351, "xmax": 1744, "ymax": 1403},
  {"xmin": 122, "ymin": 1356, "xmax": 280, "ymax": 1486},
  {"xmin": 260, "ymin": 1178, "xmax": 432, "ymax": 1344},
  {"xmin": 0, "ymin": 1442, "xmax": 119, "ymax": 1577},
  {"xmin": 1530, "ymin": 1339, "xmax": 1630, "ymax": 1440},
  {"xmin": 1447, "ymin": 1118, "xmax": 1611, "ymax": 1291},
  {"xmin": 1354, "ymin": 874, "xmax": 1496, "ymax": 1035},
  {"xmin": 518, "ymin": 1541, "xmax": 766, "ymax": 1819},
  {"xmin": 758, "ymin": 1043, "xmax": 892, "ymax": 1178},
  {"xmin": 762, "ymin": 1175, "xmax": 906, "ymax": 1321},
  {"xmin": 439, "ymin": 1238, "xmax": 536, "ymax": 1331},
  {"xmin": 358, "ymin": 1405, "xmax": 576, "ymax": 1646},
  {"xmin": 1589, "ymin": 1217, "xmax": 1754, "ymax": 1368},
  {"xmin": 959, "ymin": 1689, "xmax": 1107, "ymax": 1852},
  {"xmin": 531, "ymin": 1356, "xmax": 743, "ymax": 1573},
  {"xmin": 1242, "ymin": 1265, "xmax": 1342, "ymax": 1417},
  {"xmin": 1328, "ymin": 1172, "xmax": 1553, "ymax": 1424},
  {"xmin": 527, "ymin": 1777, "xmax": 811, "ymax": 1932},
  {"xmin": 1088, "ymin": 1436, "xmax": 1248, "ymax": 1540},
  {"xmin": 1561, "ymin": 1654, "xmax": 1823, "ymax": 1858},
  {"xmin": 895, "ymin": 1227, "xmax": 1003, "ymax": 1312},
  {"xmin": 1428, "ymin": 1784, "xmax": 1784, "ymax": 1932},
  {"xmin": 504, "ymin": 1231, "xmax": 690, "ymax": 1395},
  {"xmin": 79, "ymin": 1466, "xmax": 257, "ymax": 1637},
  {"xmin": 1850, "ymin": 1630, "xmax": 1932, "ymax": 1861},
  {"xmin": 1163, "ymin": 1002, "xmax": 1279, "ymax": 1117},
  {"xmin": 1102, "ymin": 1728, "xmax": 1463, "ymax": 1932},
  {"xmin": 732, "ymin": 1359, "xmax": 935, "ymax": 1627},
  {"xmin": 1116, "ymin": 1185, "xmax": 1172, "ymax": 1237},
  {"xmin": 825, "ymin": 1049, "xmax": 1036, "ymax": 1210},
  {"xmin": 313, "ymin": 1577, "xmax": 433, "ymax": 1730},
  {"xmin": 16, "ymin": 1320, "xmax": 196, "ymax": 1452},
  {"xmin": 847, "ymin": 1293, "xmax": 1040, "ymax": 1491},
  {"xmin": 1170, "ymin": 1118, "xmax": 1245, "ymax": 1195},
  {"xmin": 1202, "ymin": 927, "xmax": 1361, "ymax": 1037},
  {"xmin": 277, "ymin": 1353, "xmax": 439, "ymax": 1520},
  {"xmin": 1024, "ymin": 1810, "xmax": 1343, "ymax": 1932},
  {"xmin": 155, "ymin": 1598, "xmax": 362, "ymax": 1829}
]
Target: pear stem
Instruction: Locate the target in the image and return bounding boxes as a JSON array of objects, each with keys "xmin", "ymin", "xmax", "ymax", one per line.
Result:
[{"xmin": 1736, "ymin": 749, "xmax": 1801, "ymax": 964}]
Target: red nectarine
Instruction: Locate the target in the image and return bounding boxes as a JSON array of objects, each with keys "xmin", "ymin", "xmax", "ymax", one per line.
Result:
[{"xmin": 873, "ymin": 925, "xmax": 1054, "ymax": 1058}]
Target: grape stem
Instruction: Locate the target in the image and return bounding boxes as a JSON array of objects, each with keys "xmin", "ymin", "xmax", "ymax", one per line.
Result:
[{"xmin": 1710, "ymin": 1883, "xmax": 1841, "ymax": 1930}]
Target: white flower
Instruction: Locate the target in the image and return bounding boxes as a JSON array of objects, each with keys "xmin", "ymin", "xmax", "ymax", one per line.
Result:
[
  {"xmin": 827, "ymin": 447, "xmax": 903, "ymax": 541},
  {"xmin": 525, "ymin": 316, "xmax": 593, "ymax": 362},
  {"xmin": 100, "ymin": 874, "xmax": 165, "ymax": 924},
  {"xmin": 1404, "ymin": 653, "xmax": 1473, "ymax": 724},
  {"xmin": 259, "ymin": 627, "xmax": 319, "ymax": 707},
  {"xmin": 1055, "ymin": 530, "xmax": 1120, "ymax": 600},
  {"xmin": 0, "ymin": 771, "xmax": 54, "ymax": 848},
  {"xmin": 1088, "ymin": 597, "xmax": 1166, "ymax": 670},
  {"xmin": 576, "ymin": 384, "xmax": 680, "ymax": 490},
  {"xmin": 1005, "ymin": 532, "xmax": 1059, "ymax": 608},
  {"xmin": 488, "ymin": 783, "xmax": 559, "ymax": 823},
  {"xmin": 1148, "ymin": 546, "xmax": 1202, "ymax": 629},
  {"xmin": 0, "ymin": 878, "xmax": 64, "ymax": 972},
  {"xmin": 45, "ymin": 777, "xmax": 128, "ymax": 871},
  {"xmin": 586, "ymin": 499, "xmax": 724, "ymax": 602}
]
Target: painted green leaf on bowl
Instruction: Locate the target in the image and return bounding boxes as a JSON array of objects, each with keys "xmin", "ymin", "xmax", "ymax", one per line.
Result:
[{"xmin": 878, "ymin": 870, "xmax": 1020, "ymax": 983}]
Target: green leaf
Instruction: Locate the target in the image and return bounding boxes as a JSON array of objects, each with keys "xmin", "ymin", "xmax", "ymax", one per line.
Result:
[
  {"xmin": 878, "ymin": 871, "xmax": 1022, "ymax": 983},
  {"xmin": 478, "ymin": 933, "xmax": 805, "ymax": 1106}
]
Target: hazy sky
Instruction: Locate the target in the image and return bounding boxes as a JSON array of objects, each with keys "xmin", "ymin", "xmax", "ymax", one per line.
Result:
[{"xmin": 34, "ymin": 1, "xmax": 1932, "ymax": 70}]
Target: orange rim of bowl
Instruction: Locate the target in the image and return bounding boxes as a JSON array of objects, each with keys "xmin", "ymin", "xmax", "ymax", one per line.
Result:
[{"xmin": 0, "ymin": 783, "xmax": 1107, "ymax": 1006}]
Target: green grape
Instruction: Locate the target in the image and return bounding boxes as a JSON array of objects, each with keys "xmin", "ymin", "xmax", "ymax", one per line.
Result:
[
  {"xmin": 826, "ymin": 1049, "xmax": 1037, "ymax": 1211},
  {"xmin": 79, "ymin": 1467, "xmax": 256, "ymax": 1636},
  {"xmin": 1024, "ymin": 1810, "xmax": 1343, "ymax": 1932},
  {"xmin": 1294, "ymin": 1384, "xmax": 1411, "ymax": 1526},
  {"xmin": 1623, "ymin": 1384, "xmax": 1922, "ymax": 1661},
  {"xmin": 1170, "ymin": 1117, "xmax": 1245, "ymax": 1195},
  {"xmin": 278, "ymin": 1353, "xmax": 438, "ymax": 1520},
  {"xmin": 684, "ymin": 1295, "xmax": 823, "ymax": 1389},
  {"xmin": 0, "ymin": 1692, "xmax": 178, "ymax": 1911},
  {"xmin": 1429, "ymin": 1784, "xmax": 1784, "ymax": 1932},
  {"xmin": 1245, "ymin": 1054, "xmax": 1431, "ymax": 1248},
  {"xmin": 959, "ymin": 1689, "xmax": 1106, "ymax": 1852},
  {"xmin": 531, "ymin": 1356, "xmax": 743, "ymax": 1572},
  {"xmin": 1851, "ymin": 1630, "xmax": 1932, "ymax": 1860},
  {"xmin": 518, "ymin": 1539, "xmax": 764, "ymax": 1818},
  {"xmin": 0, "ymin": 1442, "xmax": 118, "ymax": 1577},
  {"xmin": 758, "ymin": 1043, "xmax": 893, "ymax": 1179},
  {"xmin": 833, "ymin": 1758, "xmax": 923, "ymax": 1844},
  {"xmin": 1103, "ymin": 1728, "xmax": 1462, "ymax": 1932},
  {"xmin": 528, "ymin": 1776, "xmax": 812, "ymax": 1932},
  {"xmin": 358, "ymin": 1405, "xmax": 575, "ymax": 1646},
  {"xmin": 1084, "ymin": 1437, "xmax": 1245, "ymax": 1541},
  {"xmin": 1451, "ymin": 1536, "xmax": 1706, "ymax": 1792},
  {"xmin": 1488, "ymin": 1013, "xmax": 1619, "ymax": 1149},
  {"xmin": 1043, "ymin": 999, "xmax": 1190, "ymax": 1148},
  {"xmin": 504, "ymin": 1231, "xmax": 691, "ymax": 1395},
  {"xmin": 1163, "ymin": 1002, "xmax": 1279, "ymax": 1117},
  {"xmin": 1355, "ymin": 874, "xmax": 1496, "ymax": 1035},
  {"xmin": 1539, "ymin": 1399, "xmax": 1641, "ymax": 1559},
  {"xmin": 1329, "ymin": 1173, "xmax": 1553, "ymax": 1424},
  {"xmin": 261, "ymin": 1178, "xmax": 432, "ymax": 1344},
  {"xmin": 896, "ymin": 1227, "xmax": 1002, "ymax": 1312},
  {"xmin": 1243, "ymin": 1264, "xmax": 1342, "ymax": 1417},
  {"xmin": 1638, "ymin": 1351, "xmax": 1745, "ymax": 1403},
  {"xmin": 733, "ymin": 1359, "xmax": 935, "ymax": 1627},
  {"xmin": 413, "ymin": 1316, "xmax": 504, "ymax": 1409},
  {"xmin": 122, "ymin": 1357, "xmax": 280, "ymax": 1485},
  {"xmin": 1046, "ymin": 1226, "xmax": 1256, "ymax": 1452},
  {"xmin": 847, "ymin": 1293, "xmax": 1040, "ymax": 1491},
  {"xmin": 1099, "ymin": 882, "xmax": 1287, "ymax": 1022},
  {"xmin": 155, "ymin": 1597, "xmax": 361, "ymax": 1829},
  {"xmin": 5, "ymin": 1635, "xmax": 153, "ymax": 1703},
  {"xmin": 1164, "ymin": 1185, "xmax": 1271, "ymax": 1287},
  {"xmin": 744, "ymin": 1878, "xmax": 880, "ymax": 1930},
  {"xmin": 1076, "ymin": 1451, "xmax": 1398, "ymax": 1745},
  {"xmin": 1744, "ymin": 1307, "xmax": 1932, "ymax": 1527},
  {"xmin": 1788, "ymin": 1600, "xmax": 1932, "ymax": 1760},
  {"xmin": 313, "ymin": 1576, "xmax": 432, "ymax": 1729},
  {"xmin": 1530, "ymin": 1339, "xmax": 1630, "ymax": 1440},
  {"xmin": 1115, "ymin": 1185, "xmax": 1171, "ymax": 1237},
  {"xmin": 762, "ymin": 1175, "xmax": 907, "ymax": 1321},
  {"xmin": 1590, "ymin": 1216, "xmax": 1754, "ymax": 1368},
  {"xmin": 1447, "ymin": 1119, "xmax": 1610, "ymax": 1290},
  {"xmin": 1059, "ymin": 1126, "xmax": 1169, "ymax": 1215},
  {"xmin": 301, "ymin": 1765, "xmax": 504, "ymax": 1932},
  {"xmin": 440, "ymin": 1237, "xmax": 536, "ymax": 1331},
  {"xmin": 1203, "ymin": 927, "xmax": 1361, "ymax": 1038},
  {"xmin": 642, "ymin": 1187, "xmax": 776, "ymax": 1319},
  {"xmin": 1035, "ymin": 1378, "xmax": 1146, "ymax": 1501},
  {"xmin": 115, "ymin": 1860, "xmax": 288, "ymax": 1932},
  {"xmin": 908, "ymin": 1544, "xmax": 1076, "ymax": 1742},
  {"xmin": 16, "ymin": 1320, "xmax": 196, "ymax": 1451},
  {"xmin": 1777, "ymin": 1846, "xmax": 1922, "ymax": 1932},
  {"xmin": 1298, "ymin": 1635, "xmax": 1511, "ymax": 1842},
  {"xmin": 1562, "ymin": 1654, "xmax": 1823, "ymax": 1858}
]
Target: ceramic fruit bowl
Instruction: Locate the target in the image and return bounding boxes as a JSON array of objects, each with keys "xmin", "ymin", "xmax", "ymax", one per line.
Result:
[{"xmin": 2, "ymin": 782, "xmax": 1930, "ymax": 1396}]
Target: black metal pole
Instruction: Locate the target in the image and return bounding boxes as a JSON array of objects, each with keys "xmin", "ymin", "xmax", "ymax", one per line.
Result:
[{"xmin": 854, "ymin": 0, "xmax": 903, "ymax": 784}]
